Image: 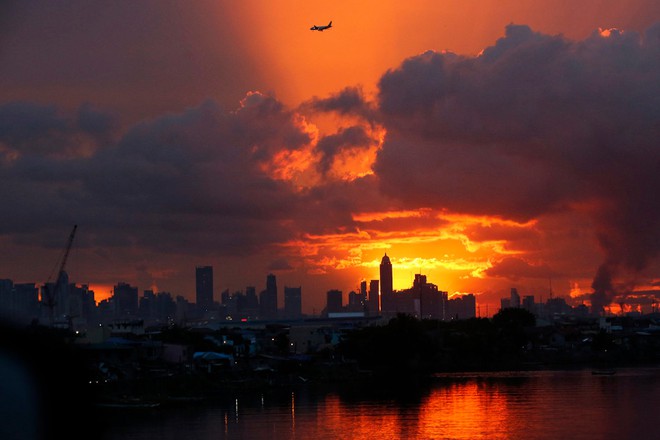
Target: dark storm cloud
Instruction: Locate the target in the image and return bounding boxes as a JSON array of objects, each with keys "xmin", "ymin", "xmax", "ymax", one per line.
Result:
[
  {"xmin": 0, "ymin": 102, "xmax": 65, "ymax": 153},
  {"xmin": 485, "ymin": 257, "xmax": 555, "ymax": 281},
  {"xmin": 0, "ymin": 95, "xmax": 317, "ymax": 255},
  {"xmin": 306, "ymin": 87, "xmax": 376, "ymax": 122},
  {"xmin": 374, "ymin": 23, "xmax": 660, "ymax": 306},
  {"xmin": 316, "ymin": 125, "xmax": 376, "ymax": 175}
]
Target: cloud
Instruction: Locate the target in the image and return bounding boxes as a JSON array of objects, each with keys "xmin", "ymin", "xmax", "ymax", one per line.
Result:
[
  {"xmin": 316, "ymin": 125, "xmax": 378, "ymax": 176},
  {"xmin": 485, "ymin": 257, "xmax": 555, "ymax": 281},
  {"xmin": 373, "ymin": 23, "xmax": 660, "ymax": 304},
  {"xmin": 0, "ymin": 102, "xmax": 115, "ymax": 159},
  {"xmin": 0, "ymin": 96, "xmax": 320, "ymax": 256},
  {"xmin": 0, "ymin": 91, "xmax": 388, "ymax": 276},
  {"xmin": 307, "ymin": 87, "xmax": 369, "ymax": 115},
  {"xmin": 3, "ymin": 19, "xmax": 660, "ymax": 309}
]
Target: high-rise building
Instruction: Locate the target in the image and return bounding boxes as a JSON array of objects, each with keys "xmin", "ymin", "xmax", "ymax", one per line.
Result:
[
  {"xmin": 326, "ymin": 289, "xmax": 343, "ymax": 314},
  {"xmin": 369, "ymin": 279, "xmax": 379, "ymax": 314},
  {"xmin": 511, "ymin": 288, "xmax": 521, "ymax": 308},
  {"xmin": 196, "ymin": 266, "xmax": 214, "ymax": 312},
  {"xmin": 380, "ymin": 253, "xmax": 393, "ymax": 297},
  {"xmin": 284, "ymin": 286, "xmax": 302, "ymax": 318},
  {"xmin": 244, "ymin": 286, "xmax": 259, "ymax": 319},
  {"xmin": 447, "ymin": 293, "xmax": 476, "ymax": 320},
  {"xmin": 260, "ymin": 274, "xmax": 278, "ymax": 319},
  {"xmin": 379, "ymin": 254, "xmax": 394, "ymax": 313},
  {"xmin": 360, "ymin": 280, "xmax": 367, "ymax": 305},
  {"xmin": 113, "ymin": 282, "xmax": 138, "ymax": 317}
]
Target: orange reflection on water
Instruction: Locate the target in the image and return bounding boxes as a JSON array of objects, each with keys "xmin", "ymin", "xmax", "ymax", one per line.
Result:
[
  {"xmin": 318, "ymin": 382, "xmax": 512, "ymax": 439},
  {"xmin": 417, "ymin": 382, "xmax": 510, "ymax": 439},
  {"xmin": 319, "ymin": 394, "xmax": 408, "ymax": 439}
]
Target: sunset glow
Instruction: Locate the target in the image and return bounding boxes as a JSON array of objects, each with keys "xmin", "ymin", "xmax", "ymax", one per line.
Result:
[{"xmin": 1, "ymin": 1, "xmax": 660, "ymax": 315}]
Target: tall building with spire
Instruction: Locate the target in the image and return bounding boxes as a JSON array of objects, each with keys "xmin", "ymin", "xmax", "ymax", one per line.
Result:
[{"xmin": 380, "ymin": 253, "xmax": 393, "ymax": 297}]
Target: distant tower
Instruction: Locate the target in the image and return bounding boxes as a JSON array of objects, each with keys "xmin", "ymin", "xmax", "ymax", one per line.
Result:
[
  {"xmin": 380, "ymin": 253, "xmax": 393, "ymax": 297},
  {"xmin": 326, "ymin": 289, "xmax": 343, "ymax": 314},
  {"xmin": 113, "ymin": 282, "xmax": 138, "ymax": 317},
  {"xmin": 196, "ymin": 266, "xmax": 214, "ymax": 312},
  {"xmin": 260, "ymin": 273, "xmax": 278, "ymax": 319},
  {"xmin": 284, "ymin": 286, "xmax": 302, "ymax": 319},
  {"xmin": 510, "ymin": 287, "xmax": 521, "ymax": 308},
  {"xmin": 369, "ymin": 279, "xmax": 380, "ymax": 314}
]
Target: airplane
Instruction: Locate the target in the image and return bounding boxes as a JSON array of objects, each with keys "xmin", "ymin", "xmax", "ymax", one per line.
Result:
[{"xmin": 310, "ymin": 21, "xmax": 332, "ymax": 32}]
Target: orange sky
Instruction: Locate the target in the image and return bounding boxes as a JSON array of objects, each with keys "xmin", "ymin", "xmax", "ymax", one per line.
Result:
[
  {"xmin": 229, "ymin": 0, "xmax": 659, "ymax": 109},
  {"xmin": 1, "ymin": 1, "xmax": 660, "ymax": 315}
]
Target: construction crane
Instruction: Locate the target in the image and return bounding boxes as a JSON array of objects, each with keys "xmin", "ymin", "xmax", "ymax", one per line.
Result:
[{"xmin": 43, "ymin": 224, "xmax": 78, "ymax": 325}]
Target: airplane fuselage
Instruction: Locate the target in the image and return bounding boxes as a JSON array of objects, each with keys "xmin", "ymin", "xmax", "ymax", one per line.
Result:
[{"xmin": 310, "ymin": 21, "xmax": 332, "ymax": 31}]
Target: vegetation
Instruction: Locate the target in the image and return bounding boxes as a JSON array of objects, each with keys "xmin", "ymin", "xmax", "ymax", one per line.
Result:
[{"xmin": 339, "ymin": 309, "xmax": 550, "ymax": 376}]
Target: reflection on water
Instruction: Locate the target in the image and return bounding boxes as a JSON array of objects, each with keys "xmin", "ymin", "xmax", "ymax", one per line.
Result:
[{"xmin": 104, "ymin": 368, "xmax": 660, "ymax": 440}]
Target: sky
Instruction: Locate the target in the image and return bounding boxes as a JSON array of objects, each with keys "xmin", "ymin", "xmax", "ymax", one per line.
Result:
[{"xmin": 1, "ymin": 0, "xmax": 660, "ymax": 315}]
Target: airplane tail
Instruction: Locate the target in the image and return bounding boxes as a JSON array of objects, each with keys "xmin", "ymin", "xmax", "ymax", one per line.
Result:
[{"xmin": 328, "ymin": 21, "xmax": 332, "ymax": 27}]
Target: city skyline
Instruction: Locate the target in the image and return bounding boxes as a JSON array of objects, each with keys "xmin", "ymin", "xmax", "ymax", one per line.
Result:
[
  {"xmin": 2, "ymin": 1, "xmax": 660, "ymax": 317},
  {"xmin": 4, "ymin": 251, "xmax": 655, "ymax": 324}
]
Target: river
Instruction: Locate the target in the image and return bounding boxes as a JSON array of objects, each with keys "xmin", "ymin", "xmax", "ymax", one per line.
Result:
[{"xmin": 101, "ymin": 367, "xmax": 660, "ymax": 439}]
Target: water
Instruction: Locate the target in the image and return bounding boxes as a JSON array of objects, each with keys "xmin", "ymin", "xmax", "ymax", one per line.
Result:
[{"xmin": 102, "ymin": 367, "xmax": 660, "ymax": 439}]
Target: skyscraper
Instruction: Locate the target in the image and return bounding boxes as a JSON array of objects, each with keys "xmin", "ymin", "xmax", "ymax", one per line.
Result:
[
  {"xmin": 260, "ymin": 273, "xmax": 278, "ymax": 319},
  {"xmin": 113, "ymin": 282, "xmax": 138, "ymax": 317},
  {"xmin": 195, "ymin": 266, "xmax": 214, "ymax": 312},
  {"xmin": 369, "ymin": 279, "xmax": 380, "ymax": 314},
  {"xmin": 380, "ymin": 253, "xmax": 393, "ymax": 297},
  {"xmin": 511, "ymin": 287, "xmax": 521, "ymax": 308},
  {"xmin": 326, "ymin": 289, "xmax": 343, "ymax": 314},
  {"xmin": 284, "ymin": 286, "xmax": 302, "ymax": 318}
]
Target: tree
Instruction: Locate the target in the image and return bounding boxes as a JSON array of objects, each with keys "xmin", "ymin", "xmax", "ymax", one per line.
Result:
[
  {"xmin": 492, "ymin": 308, "xmax": 536, "ymax": 355},
  {"xmin": 492, "ymin": 307, "xmax": 536, "ymax": 328}
]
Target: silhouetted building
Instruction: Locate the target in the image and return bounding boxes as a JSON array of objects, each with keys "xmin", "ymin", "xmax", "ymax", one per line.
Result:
[
  {"xmin": 196, "ymin": 266, "xmax": 214, "ymax": 312},
  {"xmin": 369, "ymin": 279, "xmax": 379, "ymax": 314},
  {"xmin": 0, "ymin": 280, "xmax": 39, "ymax": 324},
  {"xmin": 347, "ymin": 289, "xmax": 366, "ymax": 312},
  {"xmin": 260, "ymin": 274, "xmax": 278, "ymax": 319},
  {"xmin": 67, "ymin": 284, "xmax": 96, "ymax": 328},
  {"xmin": 510, "ymin": 288, "xmax": 521, "ymax": 308},
  {"xmin": 140, "ymin": 289, "xmax": 176, "ymax": 324},
  {"xmin": 380, "ymin": 253, "xmax": 393, "ymax": 297},
  {"xmin": 243, "ymin": 286, "xmax": 259, "ymax": 319},
  {"xmin": 414, "ymin": 274, "xmax": 447, "ymax": 319},
  {"xmin": 113, "ymin": 282, "xmax": 138, "ymax": 317},
  {"xmin": 20, "ymin": 283, "xmax": 41, "ymax": 322},
  {"xmin": 175, "ymin": 295, "xmax": 192, "ymax": 322},
  {"xmin": 326, "ymin": 289, "xmax": 343, "ymax": 314},
  {"xmin": 284, "ymin": 286, "xmax": 302, "ymax": 318},
  {"xmin": 42, "ymin": 271, "xmax": 70, "ymax": 322},
  {"xmin": 447, "ymin": 293, "xmax": 476, "ymax": 320},
  {"xmin": 139, "ymin": 290, "xmax": 155, "ymax": 320},
  {"xmin": 380, "ymin": 273, "xmax": 451, "ymax": 319},
  {"xmin": 546, "ymin": 296, "xmax": 571, "ymax": 316},
  {"xmin": 380, "ymin": 254, "xmax": 395, "ymax": 313},
  {"xmin": 358, "ymin": 281, "xmax": 368, "ymax": 312}
]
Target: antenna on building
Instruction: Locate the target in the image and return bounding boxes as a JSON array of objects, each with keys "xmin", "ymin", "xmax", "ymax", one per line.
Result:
[{"xmin": 549, "ymin": 276, "xmax": 553, "ymax": 299}]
